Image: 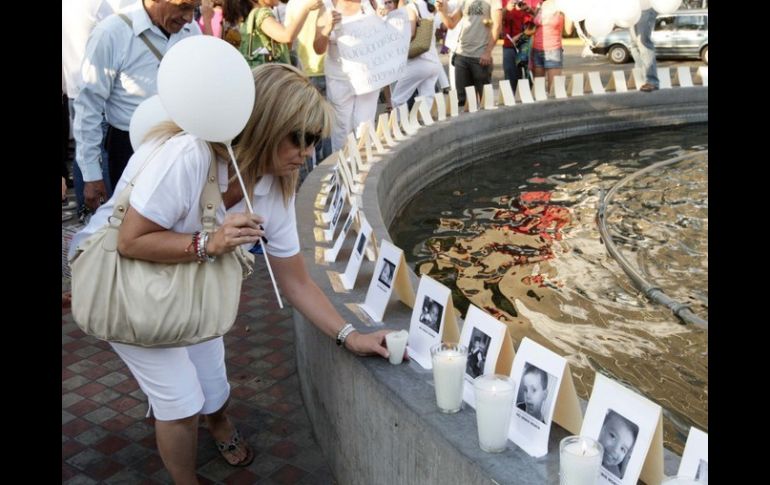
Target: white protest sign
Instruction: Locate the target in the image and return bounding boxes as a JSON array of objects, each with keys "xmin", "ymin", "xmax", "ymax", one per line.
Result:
[
  {"xmin": 337, "ymin": 9, "xmax": 411, "ymax": 95},
  {"xmin": 360, "ymin": 239, "xmax": 415, "ymax": 324},
  {"xmin": 460, "ymin": 305, "xmax": 513, "ymax": 408},
  {"xmin": 406, "ymin": 274, "xmax": 458, "ymax": 370}
]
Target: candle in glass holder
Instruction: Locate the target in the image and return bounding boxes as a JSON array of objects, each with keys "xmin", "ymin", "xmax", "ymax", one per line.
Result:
[
  {"xmin": 559, "ymin": 435, "xmax": 603, "ymax": 485},
  {"xmin": 473, "ymin": 374, "xmax": 515, "ymax": 452},
  {"xmin": 430, "ymin": 343, "xmax": 467, "ymax": 413},
  {"xmin": 385, "ymin": 330, "xmax": 409, "ymax": 365}
]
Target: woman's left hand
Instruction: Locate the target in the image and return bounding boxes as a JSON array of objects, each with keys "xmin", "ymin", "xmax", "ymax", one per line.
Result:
[{"xmin": 344, "ymin": 329, "xmax": 394, "ymax": 359}]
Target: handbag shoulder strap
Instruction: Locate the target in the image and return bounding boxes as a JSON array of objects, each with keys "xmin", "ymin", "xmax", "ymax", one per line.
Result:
[
  {"xmin": 118, "ymin": 13, "xmax": 164, "ymax": 61},
  {"xmin": 200, "ymin": 148, "xmax": 222, "ymax": 233}
]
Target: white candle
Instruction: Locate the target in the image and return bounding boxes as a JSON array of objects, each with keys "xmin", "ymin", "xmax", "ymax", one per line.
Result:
[
  {"xmin": 430, "ymin": 344, "xmax": 468, "ymax": 413},
  {"xmin": 385, "ymin": 330, "xmax": 409, "ymax": 365},
  {"xmin": 559, "ymin": 436, "xmax": 603, "ymax": 485},
  {"xmin": 473, "ymin": 374, "xmax": 515, "ymax": 452}
]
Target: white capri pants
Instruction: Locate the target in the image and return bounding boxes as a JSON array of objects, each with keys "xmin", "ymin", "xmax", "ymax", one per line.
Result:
[
  {"xmin": 391, "ymin": 57, "xmax": 443, "ymax": 108},
  {"xmin": 326, "ymin": 77, "xmax": 380, "ymax": 152},
  {"xmin": 111, "ymin": 337, "xmax": 230, "ymax": 421}
]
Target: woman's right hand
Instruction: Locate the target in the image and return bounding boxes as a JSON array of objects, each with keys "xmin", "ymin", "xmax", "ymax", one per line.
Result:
[{"xmin": 207, "ymin": 213, "xmax": 265, "ymax": 256}]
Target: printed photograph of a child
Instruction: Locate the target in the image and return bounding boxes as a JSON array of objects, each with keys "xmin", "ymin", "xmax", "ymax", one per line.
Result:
[
  {"xmin": 515, "ymin": 362, "xmax": 556, "ymax": 425},
  {"xmin": 598, "ymin": 409, "xmax": 639, "ymax": 480},
  {"xmin": 466, "ymin": 328, "xmax": 491, "ymax": 379},
  {"xmin": 418, "ymin": 295, "xmax": 443, "ymax": 333}
]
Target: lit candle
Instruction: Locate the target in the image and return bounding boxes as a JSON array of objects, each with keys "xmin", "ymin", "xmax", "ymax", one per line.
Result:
[
  {"xmin": 430, "ymin": 343, "xmax": 468, "ymax": 413},
  {"xmin": 559, "ymin": 436, "xmax": 603, "ymax": 485},
  {"xmin": 473, "ymin": 374, "xmax": 515, "ymax": 452},
  {"xmin": 385, "ymin": 330, "xmax": 409, "ymax": 365}
]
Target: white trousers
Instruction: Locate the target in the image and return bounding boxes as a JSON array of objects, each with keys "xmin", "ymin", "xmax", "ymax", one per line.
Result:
[
  {"xmin": 391, "ymin": 57, "xmax": 443, "ymax": 108},
  {"xmin": 326, "ymin": 77, "xmax": 380, "ymax": 152},
  {"xmin": 111, "ymin": 337, "xmax": 230, "ymax": 421}
]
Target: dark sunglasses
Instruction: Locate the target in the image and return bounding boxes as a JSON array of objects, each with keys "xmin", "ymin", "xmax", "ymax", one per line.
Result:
[{"xmin": 290, "ymin": 131, "xmax": 322, "ymax": 148}]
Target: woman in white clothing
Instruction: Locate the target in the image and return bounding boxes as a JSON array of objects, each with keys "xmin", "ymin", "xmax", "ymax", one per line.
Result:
[
  {"xmin": 313, "ymin": 0, "xmax": 380, "ymax": 151},
  {"xmin": 391, "ymin": 0, "xmax": 443, "ymax": 109},
  {"xmin": 69, "ymin": 64, "xmax": 393, "ymax": 484}
]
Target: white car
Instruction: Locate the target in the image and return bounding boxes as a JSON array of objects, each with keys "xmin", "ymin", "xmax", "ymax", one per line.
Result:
[{"xmin": 589, "ymin": 9, "xmax": 708, "ymax": 65}]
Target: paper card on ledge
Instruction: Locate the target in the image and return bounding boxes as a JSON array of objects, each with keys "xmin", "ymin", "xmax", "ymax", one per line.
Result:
[
  {"xmin": 517, "ymin": 79, "xmax": 535, "ymax": 103},
  {"xmin": 325, "ymin": 202, "xmax": 358, "ymax": 262},
  {"xmin": 464, "ymin": 86, "xmax": 478, "ymax": 112},
  {"xmin": 357, "ymin": 121, "xmax": 384, "ymax": 164},
  {"xmin": 407, "ymin": 102, "xmax": 422, "ymax": 132},
  {"xmin": 319, "ymin": 168, "xmax": 337, "ymax": 195},
  {"xmin": 606, "ymin": 70, "xmax": 627, "ymax": 93},
  {"xmin": 552, "ymin": 75, "xmax": 568, "ymax": 99},
  {"xmin": 377, "ymin": 112, "xmax": 396, "ymax": 147},
  {"xmin": 433, "ymin": 92, "xmax": 447, "ymax": 121},
  {"xmin": 448, "ymin": 89, "xmax": 459, "ymax": 117},
  {"xmin": 507, "ymin": 337, "xmax": 582, "ymax": 458},
  {"xmin": 346, "ymin": 133, "xmax": 369, "ymax": 176},
  {"xmin": 481, "ymin": 84, "xmax": 497, "ymax": 110},
  {"xmin": 581, "ymin": 374, "xmax": 664, "ymax": 485},
  {"xmin": 569, "ymin": 73, "xmax": 585, "ymax": 97},
  {"xmin": 359, "ymin": 239, "xmax": 415, "ymax": 324},
  {"xmin": 320, "ymin": 178, "xmax": 342, "ymax": 223},
  {"xmin": 389, "ymin": 110, "xmax": 407, "ymax": 140},
  {"xmin": 323, "ymin": 185, "xmax": 348, "ymax": 242},
  {"xmin": 459, "ymin": 304, "xmax": 514, "ymax": 408},
  {"xmin": 499, "ymin": 80, "xmax": 516, "ymax": 106},
  {"xmin": 336, "ymin": 150, "xmax": 363, "ymax": 195},
  {"xmin": 397, "ymin": 104, "xmax": 418, "ymax": 135},
  {"xmin": 533, "ymin": 77, "xmax": 548, "ymax": 101},
  {"xmin": 406, "ymin": 274, "xmax": 460, "ymax": 370},
  {"xmin": 339, "ymin": 217, "xmax": 373, "ymax": 290},
  {"xmin": 676, "ymin": 427, "xmax": 708, "ymax": 481},
  {"xmin": 413, "ymin": 96, "xmax": 434, "ymax": 125},
  {"xmin": 587, "ymin": 71, "xmax": 606, "ymax": 95}
]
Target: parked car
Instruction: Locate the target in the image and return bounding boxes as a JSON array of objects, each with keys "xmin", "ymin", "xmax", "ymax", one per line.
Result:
[{"xmin": 589, "ymin": 9, "xmax": 708, "ymax": 65}]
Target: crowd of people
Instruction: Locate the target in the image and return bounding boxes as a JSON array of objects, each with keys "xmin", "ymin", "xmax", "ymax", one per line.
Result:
[{"xmin": 62, "ymin": 0, "xmax": 663, "ymax": 480}]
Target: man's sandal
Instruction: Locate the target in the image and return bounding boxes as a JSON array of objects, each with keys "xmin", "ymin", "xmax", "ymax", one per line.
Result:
[{"xmin": 215, "ymin": 428, "xmax": 255, "ymax": 467}]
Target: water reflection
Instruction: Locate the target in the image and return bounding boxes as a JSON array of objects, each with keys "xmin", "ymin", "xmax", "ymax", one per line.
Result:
[{"xmin": 391, "ymin": 124, "xmax": 708, "ymax": 454}]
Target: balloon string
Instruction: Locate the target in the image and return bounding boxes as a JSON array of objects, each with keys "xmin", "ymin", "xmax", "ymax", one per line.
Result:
[{"xmin": 226, "ymin": 143, "xmax": 284, "ymax": 309}]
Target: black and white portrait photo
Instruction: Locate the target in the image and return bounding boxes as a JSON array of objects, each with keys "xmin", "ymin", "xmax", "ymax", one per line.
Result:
[
  {"xmin": 332, "ymin": 205, "xmax": 342, "ymax": 226},
  {"xmin": 418, "ymin": 295, "xmax": 443, "ymax": 333},
  {"xmin": 695, "ymin": 459, "xmax": 708, "ymax": 483},
  {"xmin": 515, "ymin": 362, "xmax": 555, "ymax": 424},
  {"xmin": 356, "ymin": 233, "xmax": 367, "ymax": 255},
  {"xmin": 598, "ymin": 409, "xmax": 639, "ymax": 480},
  {"xmin": 466, "ymin": 328, "xmax": 491, "ymax": 379},
  {"xmin": 378, "ymin": 259, "xmax": 396, "ymax": 288}
]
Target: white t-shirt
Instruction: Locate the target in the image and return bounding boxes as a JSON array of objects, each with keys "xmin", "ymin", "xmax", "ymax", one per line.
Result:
[{"xmin": 69, "ymin": 134, "xmax": 300, "ymax": 260}]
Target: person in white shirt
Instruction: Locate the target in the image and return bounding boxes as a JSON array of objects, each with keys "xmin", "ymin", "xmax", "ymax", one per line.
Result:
[
  {"xmin": 73, "ymin": 0, "xmax": 201, "ymax": 212},
  {"xmin": 62, "ymin": 0, "xmax": 135, "ymax": 218},
  {"xmin": 390, "ymin": 0, "xmax": 443, "ymax": 110},
  {"xmin": 70, "ymin": 64, "xmax": 394, "ymax": 482}
]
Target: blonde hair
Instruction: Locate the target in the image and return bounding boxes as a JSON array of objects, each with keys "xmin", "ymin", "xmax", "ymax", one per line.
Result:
[{"xmin": 144, "ymin": 64, "xmax": 333, "ymax": 205}]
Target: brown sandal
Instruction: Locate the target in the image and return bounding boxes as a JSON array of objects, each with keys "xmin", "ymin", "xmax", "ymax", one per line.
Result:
[{"xmin": 215, "ymin": 428, "xmax": 254, "ymax": 467}]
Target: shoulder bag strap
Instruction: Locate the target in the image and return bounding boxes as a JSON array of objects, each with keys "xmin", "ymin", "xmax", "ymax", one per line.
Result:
[
  {"xmin": 118, "ymin": 13, "xmax": 164, "ymax": 62},
  {"xmin": 199, "ymin": 148, "xmax": 222, "ymax": 233}
]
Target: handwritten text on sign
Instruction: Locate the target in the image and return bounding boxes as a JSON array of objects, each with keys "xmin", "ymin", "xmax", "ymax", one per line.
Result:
[{"xmin": 337, "ymin": 9, "xmax": 410, "ymax": 95}]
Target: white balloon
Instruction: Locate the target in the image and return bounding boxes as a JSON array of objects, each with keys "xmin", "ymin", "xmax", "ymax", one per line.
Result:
[
  {"xmin": 129, "ymin": 95, "xmax": 172, "ymax": 151},
  {"xmin": 561, "ymin": 0, "xmax": 593, "ymax": 22},
  {"xmin": 585, "ymin": 3, "xmax": 615, "ymax": 37},
  {"xmin": 610, "ymin": 0, "xmax": 641, "ymax": 27},
  {"xmin": 650, "ymin": 0, "xmax": 682, "ymax": 14},
  {"xmin": 157, "ymin": 36, "xmax": 255, "ymax": 143}
]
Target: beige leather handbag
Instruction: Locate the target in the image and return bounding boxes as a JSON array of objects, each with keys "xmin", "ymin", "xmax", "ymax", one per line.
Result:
[{"xmin": 70, "ymin": 143, "xmax": 254, "ymax": 348}]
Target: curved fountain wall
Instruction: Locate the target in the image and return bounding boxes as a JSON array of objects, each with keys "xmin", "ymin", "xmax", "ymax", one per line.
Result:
[{"xmin": 292, "ymin": 87, "xmax": 708, "ymax": 484}]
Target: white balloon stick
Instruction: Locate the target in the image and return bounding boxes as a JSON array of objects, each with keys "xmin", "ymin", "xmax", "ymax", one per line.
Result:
[{"xmin": 226, "ymin": 143, "xmax": 284, "ymax": 309}]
